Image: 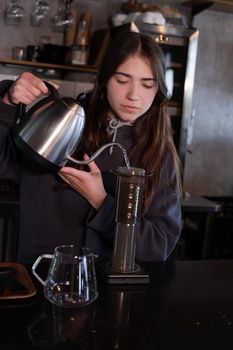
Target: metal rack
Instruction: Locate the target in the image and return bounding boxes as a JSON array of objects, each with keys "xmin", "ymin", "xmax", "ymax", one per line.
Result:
[{"xmin": 140, "ymin": 23, "xmax": 199, "ymax": 173}]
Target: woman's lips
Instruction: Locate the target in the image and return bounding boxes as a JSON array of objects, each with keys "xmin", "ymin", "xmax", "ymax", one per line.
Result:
[{"xmin": 121, "ymin": 105, "xmax": 139, "ymax": 113}]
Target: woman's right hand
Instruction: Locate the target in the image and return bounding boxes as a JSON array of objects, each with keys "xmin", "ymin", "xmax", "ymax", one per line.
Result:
[{"xmin": 2, "ymin": 72, "xmax": 59, "ymax": 106}]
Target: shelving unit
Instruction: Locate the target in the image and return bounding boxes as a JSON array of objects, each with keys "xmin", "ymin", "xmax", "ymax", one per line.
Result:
[
  {"xmin": 0, "ymin": 23, "xmax": 198, "ymax": 173},
  {"xmin": 0, "ymin": 58, "xmax": 98, "ymax": 90},
  {"xmin": 0, "ymin": 57, "xmax": 98, "ymax": 75},
  {"xmin": 140, "ymin": 23, "xmax": 199, "ymax": 173}
]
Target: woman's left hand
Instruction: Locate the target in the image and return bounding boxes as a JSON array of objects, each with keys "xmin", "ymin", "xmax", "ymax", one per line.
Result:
[{"xmin": 59, "ymin": 155, "xmax": 107, "ymax": 210}]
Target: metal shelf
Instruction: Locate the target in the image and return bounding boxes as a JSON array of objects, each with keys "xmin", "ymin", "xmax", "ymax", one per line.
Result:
[
  {"xmin": 0, "ymin": 57, "xmax": 98, "ymax": 74},
  {"xmin": 140, "ymin": 23, "xmax": 199, "ymax": 173}
]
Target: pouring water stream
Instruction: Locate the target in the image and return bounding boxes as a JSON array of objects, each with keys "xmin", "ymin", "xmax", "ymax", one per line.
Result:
[
  {"xmin": 67, "ymin": 142, "xmax": 131, "ymax": 169},
  {"xmin": 53, "ymin": 142, "xmax": 130, "ymax": 192}
]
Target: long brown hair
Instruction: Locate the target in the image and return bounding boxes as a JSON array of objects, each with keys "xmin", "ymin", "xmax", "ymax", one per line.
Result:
[{"xmin": 76, "ymin": 31, "xmax": 181, "ymax": 207}]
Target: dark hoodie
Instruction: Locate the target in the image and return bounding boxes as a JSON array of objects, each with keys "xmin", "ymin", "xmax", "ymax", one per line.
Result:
[{"xmin": 0, "ymin": 80, "xmax": 181, "ymax": 263}]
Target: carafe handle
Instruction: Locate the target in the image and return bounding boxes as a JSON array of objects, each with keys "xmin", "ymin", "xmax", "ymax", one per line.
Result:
[{"xmin": 32, "ymin": 254, "xmax": 53, "ymax": 286}]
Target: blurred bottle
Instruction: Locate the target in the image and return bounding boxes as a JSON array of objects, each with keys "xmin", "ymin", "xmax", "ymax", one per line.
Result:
[
  {"xmin": 12, "ymin": 46, "xmax": 26, "ymax": 60},
  {"xmin": 71, "ymin": 12, "xmax": 92, "ymax": 65}
]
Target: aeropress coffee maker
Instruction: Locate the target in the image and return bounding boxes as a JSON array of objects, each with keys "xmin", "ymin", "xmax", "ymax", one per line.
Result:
[{"xmin": 98, "ymin": 167, "xmax": 149, "ymax": 284}]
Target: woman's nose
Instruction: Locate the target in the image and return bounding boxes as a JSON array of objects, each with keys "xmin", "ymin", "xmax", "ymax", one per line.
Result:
[{"xmin": 126, "ymin": 83, "xmax": 139, "ymax": 100}]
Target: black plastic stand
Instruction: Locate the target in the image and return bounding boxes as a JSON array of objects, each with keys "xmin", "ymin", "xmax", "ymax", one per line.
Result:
[{"xmin": 97, "ymin": 261, "xmax": 149, "ymax": 285}]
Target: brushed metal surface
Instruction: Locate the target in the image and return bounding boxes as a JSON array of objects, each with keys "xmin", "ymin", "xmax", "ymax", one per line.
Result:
[{"xmin": 17, "ymin": 97, "xmax": 85, "ymax": 167}]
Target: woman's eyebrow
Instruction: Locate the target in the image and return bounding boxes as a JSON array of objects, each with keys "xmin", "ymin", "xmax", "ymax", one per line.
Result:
[
  {"xmin": 114, "ymin": 72, "xmax": 131, "ymax": 78},
  {"xmin": 114, "ymin": 72, "xmax": 156, "ymax": 81}
]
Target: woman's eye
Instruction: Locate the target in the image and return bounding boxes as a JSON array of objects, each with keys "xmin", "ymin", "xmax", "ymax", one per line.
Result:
[
  {"xmin": 116, "ymin": 79, "xmax": 128, "ymax": 84},
  {"xmin": 143, "ymin": 84, "xmax": 154, "ymax": 89}
]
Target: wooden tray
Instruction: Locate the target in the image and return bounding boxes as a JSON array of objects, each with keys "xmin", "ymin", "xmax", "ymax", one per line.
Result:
[{"xmin": 0, "ymin": 262, "xmax": 36, "ymax": 299}]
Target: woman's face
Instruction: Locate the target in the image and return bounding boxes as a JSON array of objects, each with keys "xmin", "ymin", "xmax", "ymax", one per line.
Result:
[{"xmin": 107, "ymin": 54, "xmax": 158, "ymax": 123}]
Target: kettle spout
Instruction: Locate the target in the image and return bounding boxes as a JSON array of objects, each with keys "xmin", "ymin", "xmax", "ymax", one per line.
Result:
[{"xmin": 67, "ymin": 142, "xmax": 130, "ymax": 169}]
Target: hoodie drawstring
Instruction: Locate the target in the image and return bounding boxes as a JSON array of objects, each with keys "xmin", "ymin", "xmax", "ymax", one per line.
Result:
[{"xmin": 107, "ymin": 118, "xmax": 133, "ymax": 154}]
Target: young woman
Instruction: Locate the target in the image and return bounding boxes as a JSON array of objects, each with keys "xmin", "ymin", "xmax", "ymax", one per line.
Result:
[{"xmin": 0, "ymin": 32, "xmax": 181, "ymax": 263}]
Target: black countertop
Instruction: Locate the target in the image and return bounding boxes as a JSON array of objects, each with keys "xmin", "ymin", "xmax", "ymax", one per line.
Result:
[{"xmin": 0, "ymin": 259, "xmax": 233, "ymax": 349}]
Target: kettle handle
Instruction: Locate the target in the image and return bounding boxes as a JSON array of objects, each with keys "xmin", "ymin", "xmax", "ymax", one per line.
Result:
[{"xmin": 18, "ymin": 81, "xmax": 60, "ymax": 123}]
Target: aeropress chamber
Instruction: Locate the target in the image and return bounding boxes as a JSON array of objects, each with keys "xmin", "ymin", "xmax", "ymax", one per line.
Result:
[{"xmin": 98, "ymin": 167, "xmax": 149, "ymax": 284}]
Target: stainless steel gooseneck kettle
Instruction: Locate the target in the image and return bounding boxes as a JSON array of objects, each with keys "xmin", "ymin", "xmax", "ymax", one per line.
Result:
[
  {"xmin": 14, "ymin": 82, "xmax": 86, "ymax": 171},
  {"xmin": 14, "ymin": 82, "xmax": 127, "ymax": 171}
]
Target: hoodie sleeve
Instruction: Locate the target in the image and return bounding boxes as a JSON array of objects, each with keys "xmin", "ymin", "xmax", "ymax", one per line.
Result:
[
  {"xmin": 135, "ymin": 156, "xmax": 181, "ymax": 262},
  {"xmin": 0, "ymin": 80, "xmax": 19, "ymax": 180}
]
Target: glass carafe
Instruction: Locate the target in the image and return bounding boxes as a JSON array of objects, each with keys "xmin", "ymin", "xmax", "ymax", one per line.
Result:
[{"xmin": 4, "ymin": 0, "xmax": 25, "ymax": 26}]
